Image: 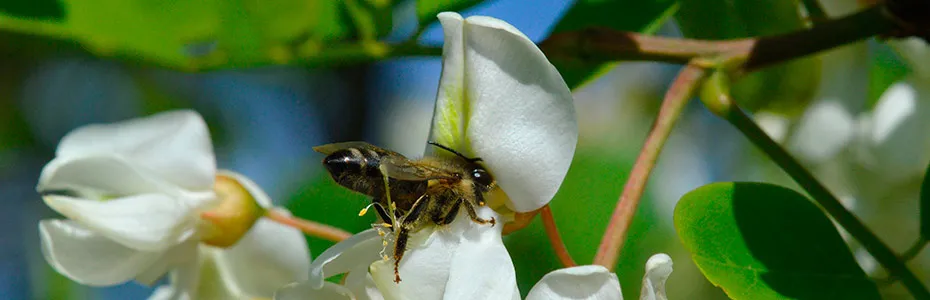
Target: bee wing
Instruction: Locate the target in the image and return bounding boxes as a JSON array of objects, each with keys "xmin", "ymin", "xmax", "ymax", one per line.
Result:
[
  {"xmin": 380, "ymin": 156, "xmax": 455, "ymax": 181},
  {"xmin": 312, "ymin": 141, "xmax": 403, "ymax": 157}
]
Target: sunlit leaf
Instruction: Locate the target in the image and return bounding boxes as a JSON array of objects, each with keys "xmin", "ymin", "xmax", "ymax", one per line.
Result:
[
  {"xmin": 416, "ymin": 0, "xmax": 484, "ymax": 28},
  {"xmin": 675, "ymin": 0, "xmax": 821, "ymax": 116},
  {"xmin": 547, "ymin": 0, "xmax": 678, "ymax": 89},
  {"xmin": 0, "ymin": 0, "xmax": 361, "ymax": 69},
  {"xmin": 675, "ymin": 182, "xmax": 880, "ymax": 299}
]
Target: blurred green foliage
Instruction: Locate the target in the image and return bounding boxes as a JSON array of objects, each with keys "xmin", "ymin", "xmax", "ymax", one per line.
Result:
[
  {"xmin": 505, "ymin": 146, "xmax": 673, "ymax": 299},
  {"xmin": 675, "ymin": 182, "xmax": 880, "ymax": 299},
  {"xmin": 675, "ymin": 0, "xmax": 821, "ymax": 116},
  {"xmin": 920, "ymin": 164, "xmax": 930, "ymax": 241},
  {"xmin": 867, "ymin": 43, "xmax": 910, "ymax": 108},
  {"xmin": 548, "ymin": 0, "xmax": 678, "ymax": 89}
]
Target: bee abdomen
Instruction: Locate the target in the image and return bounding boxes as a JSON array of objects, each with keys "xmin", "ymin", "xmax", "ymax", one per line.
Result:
[{"xmin": 323, "ymin": 148, "xmax": 384, "ymax": 195}]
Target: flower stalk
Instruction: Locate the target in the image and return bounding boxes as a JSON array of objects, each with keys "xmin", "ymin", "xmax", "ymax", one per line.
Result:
[
  {"xmin": 265, "ymin": 210, "xmax": 352, "ymax": 243},
  {"xmin": 540, "ymin": 205, "xmax": 576, "ymax": 268},
  {"xmin": 593, "ymin": 63, "xmax": 707, "ymax": 269}
]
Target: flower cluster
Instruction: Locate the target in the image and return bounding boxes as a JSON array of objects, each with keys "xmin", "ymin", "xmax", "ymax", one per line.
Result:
[
  {"xmin": 38, "ymin": 110, "xmax": 309, "ymax": 299},
  {"xmin": 36, "ymin": 12, "xmax": 674, "ymax": 300}
]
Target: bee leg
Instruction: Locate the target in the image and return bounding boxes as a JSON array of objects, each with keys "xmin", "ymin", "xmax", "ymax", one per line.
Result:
[
  {"xmin": 474, "ymin": 185, "xmax": 487, "ymax": 206},
  {"xmin": 431, "ymin": 200, "xmax": 461, "ymax": 226},
  {"xmin": 393, "ymin": 194, "xmax": 427, "ymax": 284},
  {"xmin": 393, "ymin": 225, "xmax": 411, "ymax": 283},
  {"xmin": 463, "ymin": 200, "xmax": 496, "ymax": 226},
  {"xmin": 372, "ymin": 197, "xmax": 393, "ymax": 227}
]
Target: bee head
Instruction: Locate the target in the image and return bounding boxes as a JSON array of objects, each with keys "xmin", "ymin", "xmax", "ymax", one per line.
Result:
[
  {"xmin": 470, "ymin": 164, "xmax": 494, "ymax": 191},
  {"xmin": 428, "ymin": 141, "xmax": 495, "ymax": 191}
]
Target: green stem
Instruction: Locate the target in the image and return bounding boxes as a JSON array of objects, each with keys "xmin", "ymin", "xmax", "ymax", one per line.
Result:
[{"xmin": 714, "ymin": 93, "xmax": 930, "ymax": 299}]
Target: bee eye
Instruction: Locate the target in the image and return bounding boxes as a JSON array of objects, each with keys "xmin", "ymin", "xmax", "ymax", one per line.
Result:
[{"xmin": 472, "ymin": 167, "xmax": 493, "ymax": 188}]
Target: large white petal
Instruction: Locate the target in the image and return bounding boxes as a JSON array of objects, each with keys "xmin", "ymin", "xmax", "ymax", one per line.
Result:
[
  {"xmin": 309, "ymin": 228, "xmax": 383, "ymax": 289},
  {"xmin": 39, "ymin": 219, "xmax": 163, "ymax": 286},
  {"xmin": 430, "ymin": 12, "xmax": 467, "ymax": 153},
  {"xmin": 371, "ymin": 206, "xmax": 517, "ymax": 300},
  {"xmin": 55, "ymin": 110, "xmax": 216, "ymax": 191},
  {"xmin": 210, "ymin": 215, "xmax": 310, "ymax": 297},
  {"xmin": 43, "ymin": 193, "xmax": 198, "ymax": 251},
  {"xmin": 273, "ymin": 281, "xmax": 356, "ymax": 300},
  {"xmin": 429, "ymin": 12, "xmax": 577, "ymax": 212},
  {"xmin": 525, "ymin": 265, "xmax": 623, "ymax": 300},
  {"xmin": 858, "ymin": 80, "xmax": 930, "ymax": 181},
  {"xmin": 640, "ymin": 254, "xmax": 673, "ymax": 300}
]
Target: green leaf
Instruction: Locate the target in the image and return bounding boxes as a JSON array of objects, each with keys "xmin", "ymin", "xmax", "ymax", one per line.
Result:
[
  {"xmin": 674, "ymin": 182, "xmax": 880, "ymax": 299},
  {"xmin": 547, "ymin": 0, "xmax": 679, "ymax": 89},
  {"xmin": 416, "ymin": 0, "xmax": 483, "ymax": 28},
  {"xmin": 675, "ymin": 0, "xmax": 821, "ymax": 116},
  {"xmin": 921, "ymin": 164, "xmax": 930, "ymax": 241},
  {"xmin": 0, "ymin": 0, "xmax": 366, "ymax": 69}
]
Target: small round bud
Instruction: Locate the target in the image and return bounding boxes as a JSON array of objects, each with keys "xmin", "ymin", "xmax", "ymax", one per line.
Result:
[{"xmin": 199, "ymin": 173, "xmax": 266, "ymax": 248}]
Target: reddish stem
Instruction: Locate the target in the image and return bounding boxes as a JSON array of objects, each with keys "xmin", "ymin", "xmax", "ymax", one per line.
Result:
[
  {"xmin": 592, "ymin": 64, "xmax": 707, "ymax": 270},
  {"xmin": 540, "ymin": 205, "xmax": 577, "ymax": 268},
  {"xmin": 265, "ymin": 209, "xmax": 352, "ymax": 243}
]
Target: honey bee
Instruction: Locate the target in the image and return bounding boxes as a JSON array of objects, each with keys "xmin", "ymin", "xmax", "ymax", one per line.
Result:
[{"xmin": 313, "ymin": 141, "xmax": 497, "ymax": 283}]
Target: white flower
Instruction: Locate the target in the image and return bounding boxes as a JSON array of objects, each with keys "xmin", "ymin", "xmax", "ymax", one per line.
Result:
[
  {"xmin": 524, "ymin": 253, "xmax": 672, "ymax": 300},
  {"xmin": 276, "ymin": 11, "xmax": 577, "ymax": 300},
  {"xmin": 37, "ymin": 110, "xmax": 310, "ymax": 299}
]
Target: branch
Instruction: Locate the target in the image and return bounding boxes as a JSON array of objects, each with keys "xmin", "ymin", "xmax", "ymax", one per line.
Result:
[
  {"xmin": 540, "ymin": 4, "xmax": 896, "ymax": 74},
  {"xmin": 592, "ymin": 63, "xmax": 707, "ymax": 270}
]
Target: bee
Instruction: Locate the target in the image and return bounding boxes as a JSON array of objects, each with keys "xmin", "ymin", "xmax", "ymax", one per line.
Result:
[{"xmin": 313, "ymin": 141, "xmax": 497, "ymax": 283}]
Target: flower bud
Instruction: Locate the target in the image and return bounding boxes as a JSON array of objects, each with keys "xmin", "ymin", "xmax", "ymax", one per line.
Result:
[{"xmin": 199, "ymin": 173, "xmax": 266, "ymax": 248}]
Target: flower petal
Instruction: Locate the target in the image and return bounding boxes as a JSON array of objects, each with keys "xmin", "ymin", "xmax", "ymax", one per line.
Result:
[
  {"xmin": 39, "ymin": 219, "xmax": 163, "ymax": 286},
  {"xmin": 147, "ymin": 250, "xmax": 202, "ymax": 300},
  {"xmin": 273, "ymin": 281, "xmax": 356, "ymax": 300},
  {"xmin": 430, "ymin": 12, "xmax": 578, "ymax": 212},
  {"xmin": 43, "ymin": 194, "xmax": 199, "ymax": 251},
  {"xmin": 55, "ymin": 110, "xmax": 215, "ymax": 190},
  {"xmin": 858, "ymin": 80, "xmax": 930, "ymax": 180},
  {"xmin": 371, "ymin": 206, "xmax": 518, "ymax": 300},
  {"xmin": 308, "ymin": 228, "xmax": 383, "ymax": 289},
  {"xmin": 345, "ymin": 266, "xmax": 385, "ymax": 300},
  {"xmin": 210, "ymin": 213, "xmax": 310, "ymax": 297},
  {"xmin": 430, "ymin": 12, "xmax": 467, "ymax": 153},
  {"xmin": 525, "ymin": 265, "xmax": 623, "ymax": 300},
  {"xmin": 640, "ymin": 253, "xmax": 673, "ymax": 300},
  {"xmin": 786, "ymin": 100, "xmax": 854, "ymax": 164}
]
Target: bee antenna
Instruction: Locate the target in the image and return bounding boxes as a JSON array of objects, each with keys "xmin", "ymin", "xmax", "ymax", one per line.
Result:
[{"xmin": 427, "ymin": 141, "xmax": 482, "ymax": 162}]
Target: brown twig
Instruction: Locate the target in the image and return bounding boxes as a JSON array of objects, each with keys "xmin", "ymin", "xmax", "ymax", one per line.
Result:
[
  {"xmin": 540, "ymin": 5, "xmax": 895, "ymax": 74},
  {"xmin": 540, "ymin": 205, "xmax": 577, "ymax": 268},
  {"xmin": 592, "ymin": 63, "xmax": 708, "ymax": 270},
  {"xmin": 265, "ymin": 209, "xmax": 352, "ymax": 243}
]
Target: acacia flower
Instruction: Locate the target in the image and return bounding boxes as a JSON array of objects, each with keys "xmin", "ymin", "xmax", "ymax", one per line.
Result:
[
  {"xmin": 276, "ymin": 11, "xmax": 577, "ymax": 300},
  {"xmin": 37, "ymin": 110, "xmax": 310, "ymax": 299}
]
